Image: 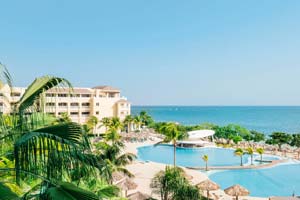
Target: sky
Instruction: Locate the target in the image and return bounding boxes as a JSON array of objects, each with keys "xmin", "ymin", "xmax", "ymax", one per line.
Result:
[{"xmin": 1, "ymin": 0, "xmax": 300, "ymax": 105}]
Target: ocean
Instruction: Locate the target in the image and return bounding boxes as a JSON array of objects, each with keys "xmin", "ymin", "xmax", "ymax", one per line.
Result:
[{"xmin": 131, "ymin": 106, "xmax": 300, "ymax": 134}]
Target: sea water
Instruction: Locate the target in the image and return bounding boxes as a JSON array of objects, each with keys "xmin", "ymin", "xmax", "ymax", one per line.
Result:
[{"xmin": 132, "ymin": 106, "xmax": 300, "ymax": 134}]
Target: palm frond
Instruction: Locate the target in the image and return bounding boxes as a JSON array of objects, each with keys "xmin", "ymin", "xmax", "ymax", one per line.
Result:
[
  {"xmin": 14, "ymin": 122, "xmax": 97, "ymax": 184},
  {"xmin": 0, "ymin": 182, "xmax": 19, "ymax": 200},
  {"xmin": 44, "ymin": 182, "xmax": 98, "ymax": 200},
  {"xmin": 0, "ymin": 62, "xmax": 13, "ymax": 89},
  {"xmin": 115, "ymin": 153, "xmax": 136, "ymax": 166},
  {"xmin": 17, "ymin": 76, "xmax": 72, "ymax": 114},
  {"xmin": 97, "ymin": 185, "xmax": 119, "ymax": 199},
  {"xmin": 32, "ymin": 122, "xmax": 83, "ymax": 144}
]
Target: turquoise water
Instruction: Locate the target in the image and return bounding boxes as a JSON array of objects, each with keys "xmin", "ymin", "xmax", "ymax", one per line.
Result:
[
  {"xmin": 138, "ymin": 145, "xmax": 251, "ymax": 167},
  {"xmin": 209, "ymin": 164, "xmax": 300, "ymax": 197},
  {"xmin": 132, "ymin": 106, "xmax": 300, "ymax": 133},
  {"xmin": 138, "ymin": 145, "xmax": 298, "ymax": 197}
]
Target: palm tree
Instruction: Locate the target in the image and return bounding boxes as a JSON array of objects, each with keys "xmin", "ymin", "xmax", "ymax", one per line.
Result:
[
  {"xmin": 159, "ymin": 122, "xmax": 185, "ymax": 167},
  {"xmin": 202, "ymin": 155, "xmax": 209, "ymax": 171},
  {"xmin": 95, "ymin": 142, "xmax": 136, "ymax": 184},
  {"xmin": 234, "ymin": 148, "xmax": 244, "ymax": 166},
  {"xmin": 54, "ymin": 112, "xmax": 71, "ymax": 123},
  {"xmin": 133, "ymin": 115, "xmax": 142, "ymax": 132},
  {"xmin": 100, "ymin": 117, "xmax": 111, "ymax": 132},
  {"xmin": 104, "ymin": 128, "xmax": 121, "ymax": 144},
  {"xmin": 150, "ymin": 166, "xmax": 201, "ymax": 200},
  {"xmin": 256, "ymin": 147, "xmax": 264, "ymax": 163},
  {"xmin": 246, "ymin": 147, "xmax": 254, "ymax": 165},
  {"xmin": 0, "ymin": 73, "xmax": 118, "ymax": 199},
  {"xmin": 109, "ymin": 117, "xmax": 123, "ymax": 132},
  {"xmin": 123, "ymin": 115, "xmax": 134, "ymax": 133},
  {"xmin": 139, "ymin": 110, "xmax": 153, "ymax": 126},
  {"xmin": 87, "ymin": 115, "xmax": 99, "ymax": 134}
]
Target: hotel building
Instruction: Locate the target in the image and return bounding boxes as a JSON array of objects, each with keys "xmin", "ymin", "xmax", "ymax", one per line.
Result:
[{"xmin": 0, "ymin": 85, "xmax": 131, "ymax": 133}]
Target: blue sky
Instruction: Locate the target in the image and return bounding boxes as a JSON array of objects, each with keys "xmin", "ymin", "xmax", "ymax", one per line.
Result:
[{"xmin": 1, "ymin": 0, "xmax": 300, "ymax": 105}]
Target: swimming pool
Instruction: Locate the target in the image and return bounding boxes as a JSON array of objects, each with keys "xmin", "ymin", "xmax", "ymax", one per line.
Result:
[
  {"xmin": 209, "ymin": 163, "xmax": 300, "ymax": 197},
  {"xmin": 138, "ymin": 145, "xmax": 262, "ymax": 167},
  {"xmin": 137, "ymin": 144, "xmax": 298, "ymax": 197}
]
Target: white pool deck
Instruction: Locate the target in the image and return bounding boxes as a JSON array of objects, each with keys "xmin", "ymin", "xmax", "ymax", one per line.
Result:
[{"xmin": 124, "ymin": 138, "xmax": 268, "ymax": 200}]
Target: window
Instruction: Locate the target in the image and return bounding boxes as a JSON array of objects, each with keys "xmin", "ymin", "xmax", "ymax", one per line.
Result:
[
  {"xmin": 82, "ymin": 112, "xmax": 90, "ymax": 115},
  {"xmin": 81, "ymin": 94, "xmax": 91, "ymax": 98},
  {"xmin": 0, "ymin": 102, "xmax": 3, "ymax": 106},
  {"xmin": 70, "ymin": 94, "xmax": 80, "ymax": 97},
  {"xmin": 96, "ymin": 111, "xmax": 99, "ymax": 115},
  {"xmin": 58, "ymin": 103, "xmax": 68, "ymax": 107},
  {"xmin": 46, "ymin": 102, "xmax": 55, "ymax": 106},
  {"xmin": 108, "ymin": 93, "xmax": 115, "ymax": 98},
  {"xmin": 70, "ymin": 102, "xmax": 79, "ymax": 106},
  {"xmin": 96, "ymin": 103, "xmax": 99, "ymax": 106},
  {"xmin": 70, "ymin": 112, "xmax": 79, "ymax": 115},
  {"xmin": 46, "ymin": 93, "xmax": 55, "ymax": 97},
  {"xmin": 58, "ymin": 94, "xmax": 68, "ymax": 97},
  {"xmin": 11, "ymin": 92, "xmax": 21, "ymax": 97},
  {"xmin": 0, "ymin": 93, "xmax": 3, "ymax": 96},
  {"xmin": 48, "ymin": 112, "xmax": 55, "ymax": 116},
  {"xmin": 81, "ymin": 102, "xmax": 90, "ymax": 107}
]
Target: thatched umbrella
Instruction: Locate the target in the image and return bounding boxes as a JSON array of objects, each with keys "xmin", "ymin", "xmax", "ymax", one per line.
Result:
[
  {"xmin": 112, "ymin": 172, "xmax": 126, "ymax": 183},
  {"xmin": 224, "ymin": 184, "xmax": 250, "ymax": 200},
  {"xmin": 127, "ymin": 191, "xmax": 151, "ymax": 200},
  {"xmin": 296, "ymin": 148, "xmax": 300, "ymax": 159},
  {"xmin": 196, "ymin": 179, "xmax": 220, "ymax": 198},
  {"xmin": 184, "ymin": 173, "xmax": 193, "ymax": 181},
  {"xmin": 116, "ymin": 178, "xmax": 138, "ymax": 196}
]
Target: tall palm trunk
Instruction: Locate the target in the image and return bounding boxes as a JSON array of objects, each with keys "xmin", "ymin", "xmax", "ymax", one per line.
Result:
[
  {"xmin": 173, "ymin": 140, "xmax": 176, "ymax": 167},
  {"xmin": 240, "ymin": 156, "xmax": 243, "ymax": 166},
  {"xmin": 205, "ymin": 161, "xmax": 208, "ymax": 171},
  {"xmin": 251, "ymin": 155, "xmax": 253, "ymax": 165},
  {"xmin": 260, "ymin": 154, "xmax": 263, "ymax": 163}
]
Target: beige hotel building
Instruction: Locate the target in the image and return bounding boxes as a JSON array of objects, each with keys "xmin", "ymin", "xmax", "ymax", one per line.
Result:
[{"xmin": 0, "ymin": 85, "xmax": 131, "ymax": 132}]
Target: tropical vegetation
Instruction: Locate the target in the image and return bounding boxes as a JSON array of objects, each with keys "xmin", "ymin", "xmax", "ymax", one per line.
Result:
[
  {"xmin": 0, "ymin": 64, "xmax": 132, "ymax": 200},
  {"xmin": 202, "ymin": 155, "xmax": 209, "ymax": 171},
  {"xmin": 150, "ymin": 166, "xmax": 201, "ymax": 200},
  {"xmin": 156, "ymin": 123, "xmax": 186, "ymax": 166},
  {"xmin": 234, "ymin": 148, "xmax": 244, "ymax": 166}
]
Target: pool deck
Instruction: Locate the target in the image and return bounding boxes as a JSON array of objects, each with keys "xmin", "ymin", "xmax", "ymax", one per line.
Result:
[
  {"xmin": 124, "ymin": 139, "xmax": 268, "ymax": 200},
  {"xmin": 187, "ymin": 159, "xmax": 289, "ymax": 171}
]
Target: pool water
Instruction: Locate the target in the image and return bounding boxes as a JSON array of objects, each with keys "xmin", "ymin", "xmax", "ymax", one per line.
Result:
[
  {"xmin": 209, "ymin": 164, "xmax": 300, "ymax": 197},
  {"xmin": 137, "ymin": 145, "xmax": 251, "ymax": 167}
]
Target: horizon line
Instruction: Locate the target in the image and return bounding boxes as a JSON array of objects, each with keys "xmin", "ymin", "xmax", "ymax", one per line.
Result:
[{"xmin": 132, "ymin": 105, "xmax": 300, "ymax": 107}]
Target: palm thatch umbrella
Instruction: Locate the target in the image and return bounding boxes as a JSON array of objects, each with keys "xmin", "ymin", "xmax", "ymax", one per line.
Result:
[
  {"xmin": 196, "ymin": 179, "xmax": 220, "ymax": 198},
  {"xmin": 296, "ymin": 148, "xmax": 300, "ymax": 160},
  {"xmin": 112, "ymin": 172, "xmax": 126, "ymax": 183},
  {"xmin": 184, "ymin": 173, "xmax": 193, "ymax": 181},
  {"xmin": 224, "ymin": 184, "xmax": 250, "ymax": 200},
  {"xmin": 116, "ymin": 178, "xmax": 138, "ymax": 196},
  {"xmin": 127, "ymin": 191, "xmax": 151, "ymax": 200}
]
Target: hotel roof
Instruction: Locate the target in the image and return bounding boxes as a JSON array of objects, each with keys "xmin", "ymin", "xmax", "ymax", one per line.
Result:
[
  {"xmin": 116, "ymin": 99, "xmax": 130, "ymax": 103},
  {"xmin": 46, "ymin": 87, "xmax": 92, "ymax": 94},
  {"xmin": 92, "ymin": 85, "xmax": 120, "ymax": 91}
]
